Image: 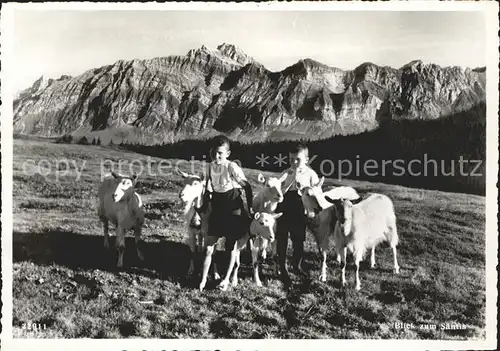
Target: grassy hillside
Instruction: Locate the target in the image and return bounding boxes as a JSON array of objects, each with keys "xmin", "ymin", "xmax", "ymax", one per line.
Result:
[{"xmin": 12, "ymin": 139, "xmax": 485, "ymax": 339}]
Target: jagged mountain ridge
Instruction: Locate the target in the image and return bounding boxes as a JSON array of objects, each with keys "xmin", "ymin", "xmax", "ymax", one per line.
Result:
[{"xmin": 14, "ymin": 43, "xmax": 486, "ymax": 140}]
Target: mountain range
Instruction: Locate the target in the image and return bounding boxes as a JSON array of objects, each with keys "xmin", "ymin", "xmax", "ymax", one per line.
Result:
[{"xmin": 13, "ymin": 43, "xmax": 486, "ymax": 142}]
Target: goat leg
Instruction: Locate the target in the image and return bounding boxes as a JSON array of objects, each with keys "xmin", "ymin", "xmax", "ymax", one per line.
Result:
[
  {"xmin": 341, "ymin": 247, "xmax": 347, "ymax": 288},
  {"xmin": 355, "ymin": 261, "xmax": 361, "ymax": 291},
  {"xmin": 392, "ymin": 245, "xmax": 400, "ymax": 274},
  {"xmin": 250, "ymin": 239, "xmax": 263, "ymax": 287},
  {"xmin": 370, "ymin": 246, "xmax": 376, "ymax": 269},
  {"xmin": 102, "ymin": 219, "xmax": 110, "ymax": 249},
  {"xmin": 218, "ymin": 241, "xmax": 238, "ymax": 291},
  {"xmin": 116, "ymin": 226, "xmax": 125, "ymax": 268},
  {"xmin": 199, "ymin": 244, "xmax": 215, "ymax": 292},
  {"xmin": 354, "ymin": 250, "xmax": 363, "ymax": 291},
  {"xmin": 319, "ymin": 249, "xmax": 327, "ymax": 282},
  {"xmin": 134, "ymin": 226, "xmax": 144, "ymax": 261},
  {"xmin": 231, "ymin": 249, "xmax": 241, "ymax": 287}
]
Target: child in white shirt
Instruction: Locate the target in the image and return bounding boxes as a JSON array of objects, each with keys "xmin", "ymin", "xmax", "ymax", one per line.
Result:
[
  {"xmin": 204, "ymin": 135, "xmax": 253, "ymax": 249},
  {"xmin": 276, "ymin": 143, "xmax": 319, "ymax": 278}
]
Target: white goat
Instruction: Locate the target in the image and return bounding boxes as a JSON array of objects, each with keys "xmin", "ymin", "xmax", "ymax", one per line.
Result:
[
  {"xmin": 214, "ymin": 212, "xmax": 283, "ymax": 291},
  {"xmin": 176, "ymin": 168, "xmax": 219, "ymax": 279},
  {"xmin": 327, "ymin": 194, "xmax": 400, "ymax": 291},
  {"xmin": 97, "ymin": 172, "xmax": 145, "ymax": 268},
  {"xmin": 248, "ymin": 212, "xmax": 283, "ymax": 287},
  {"xmin": 297, "ymin": 177, "xmax": 361, "ymax": 282},
  {"xmin": 299, "ymin": 177, "xmax": 361, "ymax": 218},
  {"xmin": 199, "ymin": 172, "xmax": 287, "ymax": 291},
  {"xmin": 251, "ymin": 172, "xmax": 288, "ymax": 264},
  {"xmin": 253, "ymin": 173, "xmax": 288, "ymax": 213}
]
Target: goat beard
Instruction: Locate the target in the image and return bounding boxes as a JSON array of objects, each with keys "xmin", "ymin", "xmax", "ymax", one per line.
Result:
[
  {"xmin": 341, "ymin": 220, "xmax": 352, "ymax": 236},
  {"xmin": 181, "ymin": 199, "xmax": 195, "ymax": 215}
]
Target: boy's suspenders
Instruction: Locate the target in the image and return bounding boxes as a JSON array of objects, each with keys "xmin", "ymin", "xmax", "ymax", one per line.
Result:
[
  {"xmin": 206, "ymin": 161, "xmax": 237, "ymax": 190},
  {"xmin": 196, "ymin": 163, "xmax": 212, "ymax": 215},
  {"xmin": 206, "ymin": 163, "xmax": 212, "ymax": 190},
  {"xmin": 283, "ymin": 169, "xmax": 295, "ymax": 194}
]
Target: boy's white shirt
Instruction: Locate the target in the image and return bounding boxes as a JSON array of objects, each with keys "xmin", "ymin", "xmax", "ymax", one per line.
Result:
[
  {"xmin": 206, "ymin": 160, "xmax": 247, "ymax": 193},
  {"xmin": 281, "ymin": 164, "xmax": 320, "ymax": 192}
]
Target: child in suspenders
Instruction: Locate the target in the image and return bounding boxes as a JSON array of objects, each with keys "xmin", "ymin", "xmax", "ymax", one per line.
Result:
[{"xmin": 204, "ymin": 135, "xmax": 253, "ymax": 249}]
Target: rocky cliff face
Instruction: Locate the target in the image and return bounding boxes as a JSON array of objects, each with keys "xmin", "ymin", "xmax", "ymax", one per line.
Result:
[{"xmin": 13, "ymin": 44, "xmax": 486, "ymax": 140}]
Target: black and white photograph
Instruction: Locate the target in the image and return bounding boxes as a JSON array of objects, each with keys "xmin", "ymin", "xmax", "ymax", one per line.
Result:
[{"xmin": 1, "ymin": 2, "xmax": 498, "ymax": 349}]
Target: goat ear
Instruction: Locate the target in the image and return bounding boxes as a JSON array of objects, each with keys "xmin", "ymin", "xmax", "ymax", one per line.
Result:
[
  {"xmin": 257, "ymin": 173, "xmax": 266, "ymax": 184},
  {"xmin": 297, "ymin": 187, "xmax": 303, "ymax": 196},
  {"xmin": 176, "ymin": 168, "xmax": 188, "ymax": 178},
  {"xmin": 254, "ymin": 212, "xmax": 261, "ymax": 220},
  {"xmin": 324, "ymin": 195, "xmax": 336, "ymax": 204},
  {"xmin": 278, "ymin": 172, "xmax": 288, "ymax": 183},
  {"xmin": 132, "ymin": 173, "xmax": 138, "ymax": 185},
  {"xmin": 306, "ymin": 188, "xmax": 314, "ymax": 197},
  {"xmin": 111, "ymin": 172, "xmax": 120, "ymax": 179},
  {"xmin": 199, "ymin": 171, "xmax": 206, "ymax": 181},
  {"xmin": 273, "ymin": 212, "xmax": 283, "ymax": 219},
  {"xmin": 350, "ymin": 195, "xmax": 362, "ymax": 205}
]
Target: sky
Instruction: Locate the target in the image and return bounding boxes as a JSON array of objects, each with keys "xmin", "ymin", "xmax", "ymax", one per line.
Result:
[{"xmin": 13, "ymin": 10, "xmax": 487, "ymax": 92}]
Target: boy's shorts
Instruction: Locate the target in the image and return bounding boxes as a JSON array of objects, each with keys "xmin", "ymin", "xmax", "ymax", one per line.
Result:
[
  {"xmin": 276, "ymin": 191, "xmax": 307, "ymax": 241},
  {"xmin": 207, "ymin": 188, "xmax": 249, "ymax": 242}
]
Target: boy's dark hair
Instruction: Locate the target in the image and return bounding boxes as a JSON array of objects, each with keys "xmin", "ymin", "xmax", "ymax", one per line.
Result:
[
  {"xmin": 290, "ymin": 142, "xmax": 309, "ymax": 155},
  {"xmin": 211, "ymin": 135, "xmax": 231, "ymax": 150}
]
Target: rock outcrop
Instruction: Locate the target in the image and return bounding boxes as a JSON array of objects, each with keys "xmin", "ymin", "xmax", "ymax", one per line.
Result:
[{"xmin": 13, "ymin": 44, "xmax": 486, "ymax": 140}]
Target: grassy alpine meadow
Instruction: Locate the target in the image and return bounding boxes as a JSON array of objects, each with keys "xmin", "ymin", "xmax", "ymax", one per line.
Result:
[{"xmin": 12, "ymin": 138, "xmax": 486, "ymax": 339}]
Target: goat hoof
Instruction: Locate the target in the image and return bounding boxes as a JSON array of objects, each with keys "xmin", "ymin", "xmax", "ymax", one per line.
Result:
[
  {"xmin": 319, "ymin": 275, "xmax": 327, "ymax": 282},
  {"xmin": 394, "ymin": 267, "xmax": 400, "ymax": 274},
  {"xmin": 355, "ymin": 284, "xmax": 361, "ymax": 291},
  {"xmin": 213, "ymin": 272, "xmax": 221, "ymax": 281},
  {"xmin": 231, "ymin": 279, "xmax": 238, "ymax": 287},
  {"xmin": 199, "ymin": 282, "xmax": 206, "ymax": 292},
  {"xmin": 217, "ymin": 282, "xmax": 229, "ymax": 291},
  {"xmin": 255, "ymin": 280, "xmax": 263, "ymax": 287}
]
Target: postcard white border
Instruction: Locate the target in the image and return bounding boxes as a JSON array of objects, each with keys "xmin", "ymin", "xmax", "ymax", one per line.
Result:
[{"xmin": 1, "ymin": 1, "xmax": 498, "ymax": 351}]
